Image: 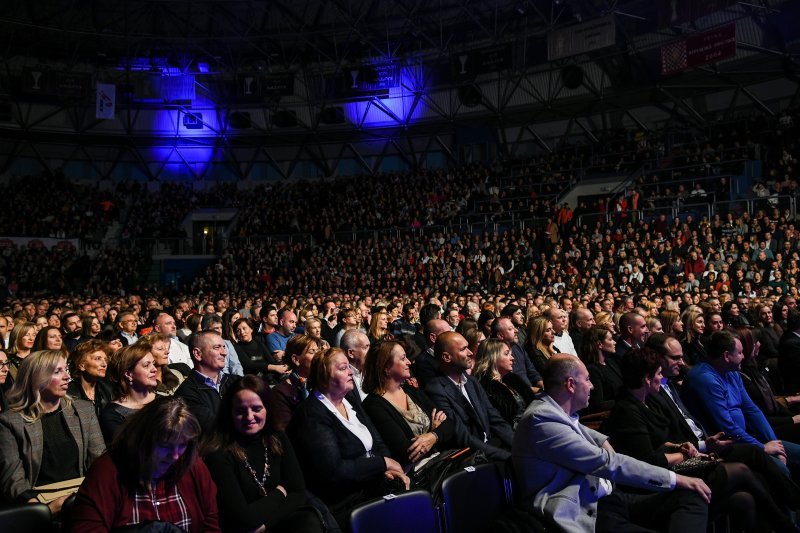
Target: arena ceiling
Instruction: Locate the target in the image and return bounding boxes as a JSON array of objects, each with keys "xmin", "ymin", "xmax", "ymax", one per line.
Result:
[{"xmin": 0, "ymin": 0, "xmax": 797, "ymax": 180}]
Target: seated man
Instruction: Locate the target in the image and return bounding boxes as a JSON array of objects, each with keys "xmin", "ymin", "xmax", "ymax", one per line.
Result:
[
  {"xmin": 682, "ymin": 330, "xmax": 798, "ymax": 470},
  {"xmin": 425, "ymin": 331, "xmax": 514, "ymax": 460},
  {"xmin": 513, "ymin": 354, "xmax": 711, "ymax": 532}
]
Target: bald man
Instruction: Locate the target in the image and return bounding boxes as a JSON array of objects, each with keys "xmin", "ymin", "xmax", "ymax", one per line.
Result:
[{"xmin": 424, "ymin": 332, "xmax": 513, "ymax": 460}]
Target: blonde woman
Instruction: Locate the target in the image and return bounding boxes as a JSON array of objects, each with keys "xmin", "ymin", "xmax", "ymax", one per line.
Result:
[
  {"xmin": 680, "ymin": 307, "xmax": 706, "ymax": 366},
  {"xmin": 473, "ymin": 339, "xmax": 534, "ymax": 428},
  {"xmin": 524, "ymin": 317, "xmax": 557, "ymax": 373},
  {"xmin": 0, "ymin": 350, "xmax": 104, "ymax": 511}
]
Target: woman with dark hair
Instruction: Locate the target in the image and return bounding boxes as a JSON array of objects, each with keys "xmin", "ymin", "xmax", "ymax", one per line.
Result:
[
  {"xmin": 70, "ymin": 398, "xmax": 220, "ymax": 532},
  {"xmin": 81, "ymin": 315, "xmax": 102, "ymax": 340},
  {"xmin": 0, "ymin": 350, "xmax": 105, "ymax": 512},
  {"xmin": 221, "ymin": 309, "xmax": 242, "ymax": 342},
  {"xmin": 67, "ymin": 339, "xmax": 113, "ymax": 420},
  {"xmin": 204, "ymin": 375, "xmax": 324, "ymax": 533},
  {"xmin": 234, "ymin": 318, "xmax": 287, "ymax": 382},
  {"xmin": 270, "ymin": 335, "xmax": 321, "ymax": 432},
  {"xmin": 33, "ymin": 325, "xmax": 68, "ymax": 356},
  {"xmin": 722, "ymin": 301, "xmax": 747, "ymax": 328},
  {"xmin": 288, "ymin": 347, "xmax": 408, "ymax": 529},
  {"xmin": 99, "ymin": 344, "xmax": 158, "ymax": 442},
  {"xmin": 137, "ymin": 333, "xmax": 184, "ymax": 397},
  {"xmin": 362, "ymin": 340, "xmax": 453, "ymax": 466},
  {"xmin": 736, "ymin": 327, "xmax": 800, "ymax": 443},
  {"xmin": 473, "ymin": 338, "xmax": 534, "ymax": 428},
  {"xmin": 773, "ymin": 302, "xmax": 790, "ymax": 332},
  {"xmin": 578, "ymin": 327, "xmax": 623, "ymax": 413},
  {"xmin": 604, "ymin": 348, "xmax": 799, "ymax": 532}
]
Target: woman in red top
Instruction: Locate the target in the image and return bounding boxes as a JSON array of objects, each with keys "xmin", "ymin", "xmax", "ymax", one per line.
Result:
[{"xmin": 70, "ymin": 398, "xmax": 220, "ymax": 532}]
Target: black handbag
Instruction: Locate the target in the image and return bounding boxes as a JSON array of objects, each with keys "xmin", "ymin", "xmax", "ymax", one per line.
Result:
[{"xmin": 409, "ymin": 448, "xmax": 488, "ymax": 505}]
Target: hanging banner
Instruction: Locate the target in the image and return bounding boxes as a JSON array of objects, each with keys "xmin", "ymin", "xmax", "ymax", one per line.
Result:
[
  {"xmin": 96, "ymin": 83, "xmax": 116, "ymax": 119},
  {"xmin": 661, "ymin": 23, "xmax": 737, "ymax": 75}
]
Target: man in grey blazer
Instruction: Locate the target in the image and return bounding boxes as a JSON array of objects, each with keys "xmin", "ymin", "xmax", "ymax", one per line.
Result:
[{"xmin": 512, "ymin": 355, "xmax": 711, "ymax": 532}]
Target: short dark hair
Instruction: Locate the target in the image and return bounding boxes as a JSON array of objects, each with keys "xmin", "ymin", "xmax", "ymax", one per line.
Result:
[
  {"xmin": 542, "ymin": 355, "xmax": 582, "ymax": 392},
  {"xmin": 707, "ymin": 330, "xmax": 737, "ymax": 360},
  {"xmin": 500, "ymin": 304, "xmax": 521, "ymax": 318},
  {"xmin": 419, "ymin": 303, "xmax": 441, "ymax": 326}
]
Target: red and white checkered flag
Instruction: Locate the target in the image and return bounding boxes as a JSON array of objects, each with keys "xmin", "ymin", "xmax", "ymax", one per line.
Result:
[{"xmin": 661, "ymin": 40, "xmax": 688, "ymax": 75}]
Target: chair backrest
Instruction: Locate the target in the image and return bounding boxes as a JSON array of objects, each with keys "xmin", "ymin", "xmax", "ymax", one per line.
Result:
[
  {"xmin": 351, "ymin": 490, "xmax": 439, "ymax": 533},
  {"xmin": 440, "ymin": 463, "xmax": 509, "ymax": 533},
  {"xmin": 0, "ymin": 502, "xmax": 52, "ymax": 532}
]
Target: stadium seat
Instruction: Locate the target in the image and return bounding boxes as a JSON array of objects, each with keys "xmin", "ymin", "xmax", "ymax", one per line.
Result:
[
  {"xmin": 350, "ymin": 490, "xmax": 439, "ymax": 533},
  {"xmin": 0, "ymin": 502, "xmax": 52, "ymax": 532},
  {"xmin": 440, "ymin": 463, "xmax": 509, "ymax": 533}
]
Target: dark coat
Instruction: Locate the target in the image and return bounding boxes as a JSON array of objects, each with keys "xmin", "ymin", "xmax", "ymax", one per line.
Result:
[
  {"xmin": 478, "ymin": 372, "xmax": 535, "ymax": 428},
  {"xmin": 174, "ymin": 371, "xmax": 240, "ymax": 434}
]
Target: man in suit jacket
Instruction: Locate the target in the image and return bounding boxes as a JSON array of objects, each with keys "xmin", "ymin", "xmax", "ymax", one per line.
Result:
[
  {"xmin": 175, "ymin": 330, "xmax": 239, "ymax": 434},
  {"xmin": 424, "ymin": 331, "xmax": 514, "ymax": 460},
  {"xmin": 492, "ymin": 317, "xmax": 543, "ymax": 389},
  {"xmin": 412, "ymin": 319, "xmax": 451, "ymax": 389},
  {"xmin": 613, "ymin": 312, "xmax": 649, "ymax": 360},
  {"xmin": 512, "ymin": 354, "xmax": 710, "ymax": 533}
]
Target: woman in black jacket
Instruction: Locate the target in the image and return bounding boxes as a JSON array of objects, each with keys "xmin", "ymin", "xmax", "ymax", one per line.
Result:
[
  {"xmin": 362, "ymin": 340, "xmax": 454, "ymax": 466},
  {"xmin": 287, "ymin": 347, "xmax": 408, "ymax": 530},
  {"xmin": 472, "ymin": 338, "xmax": 534, "ymax": 428}
]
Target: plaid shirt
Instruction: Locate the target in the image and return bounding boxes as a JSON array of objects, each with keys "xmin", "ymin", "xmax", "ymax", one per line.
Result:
[{"xmin": 131, "ymin": 481, "xmax": 191, "ymax": 530}]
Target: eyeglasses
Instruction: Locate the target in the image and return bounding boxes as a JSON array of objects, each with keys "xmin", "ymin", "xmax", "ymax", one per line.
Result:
[{"xmin": 0, "ymin": 361, "xmax": 10, "ymax": 368}]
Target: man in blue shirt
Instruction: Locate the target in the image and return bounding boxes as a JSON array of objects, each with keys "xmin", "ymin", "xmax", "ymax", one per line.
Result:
[
  {"xmin": 266, "ymin": 308, "xmax": 297, "ymax": 361},
  {"xmin": 682, "ymin": 330, "xmax": 798, "ymax": 470}
]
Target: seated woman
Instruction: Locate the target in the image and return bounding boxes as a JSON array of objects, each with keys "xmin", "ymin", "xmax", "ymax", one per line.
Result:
[
  {"xmin": 680, "ymin": 308, "xmax": 707, "ymax": 366},
  {"xmin": 99, "ymin": 344, "xmax": 157, "ymax": 443},
  {"xmin": 0, "ymin": 350, "xmax": 105, "ymax": 513},
  {"xmin": 33, "ymin": 325, "xmax": 68, "ymax": 356},
  {"xmin": 658, "ymin": 309, "xmax": 684, "ymax": 338},
  {"xmin": 81, "ymin": 315, "xmax": 102, "ymax": 341},
  {"xmin": 7, "ymin": 322, "xmax": 36, "ymax": 384},
  {"xmin": 234, "ymin": 318, "xmax": 288, "ymax": 383},
  {"xmin": 362, "ymin": 340, "xmax": 453, "ymax": 466},
  {"xmin": 578, "ymin": 327, "xmax": 624, "ymax": 413},
  {"xmin": 367, "ymin": 308, "xmax": 392, "ymax": 346},
  {"xmin": 137, "ymin": 333, "xmax": 184, "ymax": 397},
  {"xmin": 524, "ymin": 316, "xmax": 556, "ymax": 373},
  {"xmin": 270, "ymin": 335, "xmax": 321, "ymax": 432},
  {"xmin": 472, "ymin": 338, "xmax": 534, "ymax": 428},
  {"xmin": 204, "ymin": 375, "xmax": 324, "ymax": 533},
  {"xmin": 67, "ymin": 339, "xmax": 114, "ymax": 420},
  {"xmin": 304, "ymin": 317, "xmax": 330, "ymax": 350},
  {"xmin": 70, "ymin": 398, "xmax": 220, "ymax": 532},
  {"xmin": 604, "ymin": 348, "xmax": 798, "ymax": 532},
  {"xmin": 736, "ymin": 327, "xmax": 800, "ymax": 443},
  {"xmin": 288, "ymin": 347, "xmax": 408, "ymax": 529}
]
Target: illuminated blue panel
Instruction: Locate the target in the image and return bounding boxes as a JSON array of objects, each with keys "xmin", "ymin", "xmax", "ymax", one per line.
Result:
[{"xmin": 344, "ymin": 64, "xmax": 426, "ymax": 128}]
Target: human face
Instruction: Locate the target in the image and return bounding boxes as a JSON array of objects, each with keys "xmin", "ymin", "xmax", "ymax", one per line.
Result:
[
  {"xmin": 446, "ymin": 335, "xmax": 474, "ymax": 372},
  {"xmin": 127, "ymin": 353, "xmax": 158, "ymax": 389},
  {"xmin": 496, "ymin": 319, "xmax": 518, "ymax": 343},
  {"xmin": 45, "ymin": 329, "xmax": 63, "ymax": 350},
  {"xmin": 326, "ymin": 353, "xmax": 354, "ymax": 398},
  {"xmin": 90, "ymin": 318, "xmax": 101, "ymax": 336},
  {"xmin": 232, "ymin": 389, "xmax": 267, "ymax": 437},
  {"xmin": 725, "ymin": 339, "xmax": 745, "ymax": 371},
  {"xmin": 497, "ymin": 343, "xmax": 514, "ymax": 376},
  {"xmin": 236, "ymin": 322, "xmax": 253, "ymax": 342},
  {"xmin": 378, "ymin": 311, "xmax": 388, "ymax": 330},
  {"xmin": 108, "ymin": 338, "xmax": 123, "ymax": 351},
  {"xmin": 307, "ymin": 321, "xmax": 322, "ymax": 338},
  {"xmin": 543, "ymin": 321, "xmax": 555, "ymax": 345},
  {"xmin": 387, "ymin": 345, "xmax": 411, "ymax": 382},
  {"xmin": 577, "ymin": 310, "xmax": 596, "ymax": 331},
  {"xmin": 672, "ymin": 318, "xmax": 684, "ymax": 334},
  {"xmin": 346, "ymin": 333, "xmax": 370, "ymax": 370},
  {"xmin": 760, "ymin": 307, "xmax": 773, "ymax": 325},
  {"xmin": 20, "ymin": 328, "xmax": 36, "ymax": 351},
  {"xmin": 707, "ymin": 315, "xmax": 724, "ymax": 333},
  {"xmin": 152, "ymin": 440, "xmax": 189, "ymax": 480},
  {"xmin": 553, "ymin": 310, "xmax": 568, "ymax": 333},
  {"xmin": 264, "ymin": 309, "xmax": 279, "ymax": 328},
  {"xmin": 510, "ymin": 308, "xmax": 525, "ymax": 327},
  {"xmin": 600, "ymin": 331, "xmax": 616, "ymax": 354},
  {"xmin": 0, "ymin": 318, "xmax": 7, "ymax": 338},
  {"xmin": 445, "ymin": 310, "xmax": 460, "ymax": 328},
  {"xmin": 80, "ymin": 350, "xmax": 107, "ymax": 379},
  {"xmin": 692, "ymin": 316, "xmax": 705, "ymax": 336},
  {"xmin": 196, "ymin": 334, "xmax": 228, "ymax": 373},
  {"xmin": 649, "ymin": 320, "xmax": 663, "ymax": 334},
  {"xmin": 34, "ymin": 316, "xmax": 48, "ymax": 332},
  {"xmin": 570, "ymin": 363, "xmax": 594, "ymax": 413},
  {"xmin": 729, "ymin": 303, "xmax": 740, "ymax": 316},
  {"xmin": 156, "ymin": 314, "xmax": 177, "ymax": 336},
  {"xmin": 292, "ymin": 341, "xmax": 320, "ymax": 378},
  {"xmin": 151, "ymin": 339, "xmax": 171, "ymax": 366},
  {"xmin": 280, "ymin": 312, "xmax": 298, "ymax": 335},
  {"xmin": 65, "ymin": 315, "xmax": 81, "ymax": 333},
  {"xmin": 120, "ymin": 314, "xmax": 138, "ymax": 334},
  {"xmin": 0, "ymin": 351, "xmax": 9, "ymax": 384},
  {"xmin": 42, "ymin": 357, "xmax": 70, "ymax": 403},
  {"xmin": 629, "ymin": 316, "xmax": 648, "ymax": 343},
  {"xmin": 646, "ymin": 367, "xmax": 663, "ymax": 396},
  {"xmin": 660, "ymin": 339, "xmax": 685, "ymax": 378}
]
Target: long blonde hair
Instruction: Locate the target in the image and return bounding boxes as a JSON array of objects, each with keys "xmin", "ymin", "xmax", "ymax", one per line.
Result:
[{"xmin": 7, "ymin": 350, "xmax": 72, "ymax": 422}]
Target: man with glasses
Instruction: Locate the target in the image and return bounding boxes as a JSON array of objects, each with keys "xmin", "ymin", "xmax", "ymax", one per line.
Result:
[{"xmin": 115, "ymin": 312, "xmax": 139, "ymax": 346}]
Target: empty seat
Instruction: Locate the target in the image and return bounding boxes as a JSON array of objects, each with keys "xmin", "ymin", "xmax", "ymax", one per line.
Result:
[
  {"xmin": 0, "ymin": 502, "xmax": 52, "ymax": 532},
  {"xmin": 350, "ymin": 490, "xmax": 439, "ymax": 533}
]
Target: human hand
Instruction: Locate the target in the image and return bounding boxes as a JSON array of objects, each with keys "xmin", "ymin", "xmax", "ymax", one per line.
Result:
[
  {"xmin": 679, "ymin": 442, "xmax": 699, "ymax": 458},
  {"xmin": 47, "ymin": 494, "xmax": 70, "ymax": 515},
  {"xmin": 274, "ymin": 485, "xmax": 287, "ymax": 497},
  {"xmin": 764, "ymin": 440, "xmax": 786, "ymax": 458},
  {"xmin": 384, "ymin": 456, "xmax": 405, "ymax": 475},
  {"xmin": 675, "ymin": 475, "xmax": 712, "ymax": 504},
  {"xmin": 430, "ymin": 409, "xmax": 447, "ymax": 430},
  {"xmin": 408, "ymin": 433, "xmax": 438, "ymax": 463},
  {"xmin": 385, "ymin": 470, "xmax": 411, "ymax": 490},
  {"xmin": 273, "ymin": 350, "xmax": 285, "ymax": 362},
  {"xmin": 705, "ymin": 432, "xmax": 734, "ymax": 452}
]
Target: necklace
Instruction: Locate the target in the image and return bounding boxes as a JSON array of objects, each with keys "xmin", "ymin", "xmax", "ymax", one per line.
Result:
[{"xmin": 242, "ymin": 444, "xmax": 270, "ymax": 496}]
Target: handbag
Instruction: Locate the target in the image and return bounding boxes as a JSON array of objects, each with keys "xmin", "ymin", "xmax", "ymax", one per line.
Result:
[
  {"xmin": 671, "ymin": 454, "xmax": 720, "ymax": 477},
  {"xmin": 409, "ymin": 448, "xmax": 487, "ymax": 505},
  {"xmin": 34, "ymin": 477, "xmax": 84, "ymax": 504}
]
